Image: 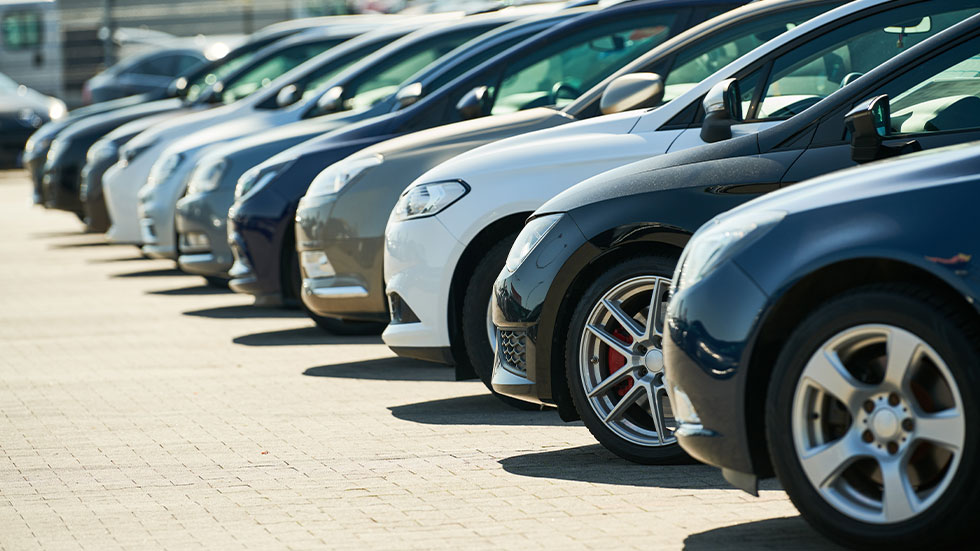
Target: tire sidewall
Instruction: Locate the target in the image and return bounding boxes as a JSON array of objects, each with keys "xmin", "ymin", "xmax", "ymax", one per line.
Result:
[{"xmin": 766, "ymin": 288, "xmax": 980, "ymax": 547}]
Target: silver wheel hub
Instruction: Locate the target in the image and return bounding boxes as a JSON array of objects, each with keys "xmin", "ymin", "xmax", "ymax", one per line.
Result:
[
  {"xmin": 579, "ymin": 275, "xmax": 676, "ymax": 448},
  {"xmin": 792, "ymin": 324, "xmax": 965, "ymax": 524}
]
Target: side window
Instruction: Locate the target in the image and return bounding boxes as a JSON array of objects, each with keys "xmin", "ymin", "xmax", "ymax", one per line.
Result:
[
  {"xmin": 343, "ymin": 26, "xmax": 498, "ymax": 112},
  {"xmin": 175, "ymin": 54, "xmax": 203, "ymax": 74},
  {"xmin": 663, "ymin": 3, "xmax": 846, "ymax": 103},
  {"xmin": 2, "ymin": 11, "xmax": 42, "ymax": 50},
  {"xmin": 752, "ymin": 1, "xmax": 980, "ymax": 121},
  {"xmin": 488, "ymin": 13, "xmax": 679, "ymax": 115},
  {"xmin": 221, "ymin": 40, "xmax": 340, "ymax": 104},
  {"xmin": 132, "ymin": 54, "xmax": 179, "ymax": 77},
  {"xmin": 883, "ymin": 38, "xmax": 980, "ymax": 135},
  {"xmin": 298, "ymin": 36, "xmax": 401, "ymax": 102},
  {"xmin": 422, "ymin": 29, "xmax": 539, "ymax": 98}
]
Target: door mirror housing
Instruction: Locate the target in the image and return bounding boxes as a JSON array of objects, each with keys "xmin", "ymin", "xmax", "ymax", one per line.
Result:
[
  {"xmin": 456, "ymin": 85, "xmax": 489, "ymax": 120},
  {"xmin": 600, "ymin": 73, "xmax": 664, "ymax": 115},
  {"xmin": 700, "ymin": 78, "xmax": 741, "ymax": 143},
  {"xmin": 314, "ymin": 85, "xmax": 344, "ymax": 116},
  {"xmin": 844, "ymin": 94, "xmax": 921, "ymax": 163},
  {"xmin": 396, "ymin": 82, "xmax": 423, "ymax": 109},
  {"xmin": 276, "ymin": 84, "xmax": 300, "ymax": 108}
]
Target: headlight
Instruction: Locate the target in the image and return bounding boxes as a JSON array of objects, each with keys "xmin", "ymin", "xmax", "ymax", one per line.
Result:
[
  {"xmin": 147, "ymin": 152, "xmax": 184, "ymax": 189},
  {"xmin": 186, "ymin": 158, "xmax": 228, "ymax": 195},
  {"xmin": 505, "ymin": 214, "xmax": 562, "ymax": 272},
  {"xmin": 48, "ymin": 101, "xmax": 66, "ymax": 121},
  {"xmin": 674, "ymin": 210, "xmax": 785, "ymax": 292},
  {"xmin": 235, "ymin": 160, "xmax": 292, "ymax": 201},
  {"xmin": 392, "ymin": 180, "xmax": 468, "ymax": 221},
  {"xmin": 87, "ymin": 140, "xmax": 118, "ymax": 165},
  {"xmin": 306, "ymin": 154, "xmax": 383, "ymax": 199},
  {"xmin": 46, "ymin": 137, "xmax": 68, "ymax": 163}
]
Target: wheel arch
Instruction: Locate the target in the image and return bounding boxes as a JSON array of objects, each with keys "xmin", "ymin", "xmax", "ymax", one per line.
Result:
[{"xmin": 745, "ymin": 256, "xmax": 980, "ymax": 477}]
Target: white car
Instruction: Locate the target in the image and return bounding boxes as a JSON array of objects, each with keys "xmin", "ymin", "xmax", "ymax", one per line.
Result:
[{"xmin": 382, "ymin": 0, "xmax": 976, "ymax": 389}]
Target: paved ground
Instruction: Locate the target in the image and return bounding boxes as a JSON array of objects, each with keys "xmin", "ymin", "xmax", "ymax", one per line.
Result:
[{"xmin": 0, "ymin": 170, "xmax": 841, "ymax": 550}]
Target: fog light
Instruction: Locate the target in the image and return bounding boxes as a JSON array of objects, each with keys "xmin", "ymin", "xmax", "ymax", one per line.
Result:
[
  {"xmin": 301, "ymin": 251, "xmax": 335, "ymax": 279},
  {"xmin": 180, "ymin": 232, "xmax": 210, "ymax": 253}
]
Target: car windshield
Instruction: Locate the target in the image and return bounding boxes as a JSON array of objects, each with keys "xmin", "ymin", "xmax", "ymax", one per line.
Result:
[
  {"xmin": 887, "ymin": 41, "xmax": 980, "ymax": 134},
  {"xmin": 185, "ymin": 48, "xmax": 262, "ymax": 103},
  {"xmin": 297, "ymin": 35, "xmax": 404, "ymax": 103},
  {"xmin": 219, "ymin": 39, "xmax": 347, "ymax": 104}
]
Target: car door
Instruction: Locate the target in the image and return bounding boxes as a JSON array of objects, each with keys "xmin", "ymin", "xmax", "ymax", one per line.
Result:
[
  {"xmin": 783, "ymin": 31, "xmax": 980, "ymax": 184},
  {"xmin": 663, "ymin": 0, "xmax": 980, "ymax": 154}
]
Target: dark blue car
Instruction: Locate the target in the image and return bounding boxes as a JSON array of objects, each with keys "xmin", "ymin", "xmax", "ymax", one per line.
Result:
[
  {"xmin": 226, "ymin": 0, "xmax": 739, "ymax": 311},
  {"xmin": 664, "ymin": 142, "xmax": 980, "ymax": 548}
]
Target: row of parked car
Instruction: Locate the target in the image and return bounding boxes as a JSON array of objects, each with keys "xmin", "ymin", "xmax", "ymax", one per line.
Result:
[{"xmin": 21, "ymin": 0, "xmax": 980, "ymax": 547}]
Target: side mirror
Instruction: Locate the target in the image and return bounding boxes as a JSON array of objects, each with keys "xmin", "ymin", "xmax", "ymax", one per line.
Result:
[
  {"xmin": 396, "ymin": 82, "xmax": 423, "ymax": 109},
  {"xmin": 276, "ymin": 84, "xmax": 300, "ymax": 108},
  {"xmin": 600, "ymin": 72, "xmax": 664, "ymax": 115},
  {"xmin": 456, "ymin": 85, "xmax": 488, "ymax": 120},
  {"xmin": 844, "ymin": 94, "xmax": 921, "ymax": 163},
  {"xmin": 315, "ymin": 85, "xmax": 343, "ymax": 115},
  {"xmin": 700, "ymin": 78, "xmax": 741, "ymax": 143}
]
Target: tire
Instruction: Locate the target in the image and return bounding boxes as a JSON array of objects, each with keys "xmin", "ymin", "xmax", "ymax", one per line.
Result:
[
  {"xmin": 461, "ymin": 233, "xmax": 540, "ymax": 410},
  {"xmin": 565, "ymin": 254, "xmax": 688, "ymax": 464},
  {"xmin": 766, "ymin": 284, "xmax": 980, "ymax": 549},
  {"xmin": 287, "ymin": 248, "xmax": 385, "ymax": 336}
]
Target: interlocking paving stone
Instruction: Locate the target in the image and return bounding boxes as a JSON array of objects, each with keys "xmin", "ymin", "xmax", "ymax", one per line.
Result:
[{"xmin": 0, "ymin": 170, "xmax": 841, "ymax": 550}]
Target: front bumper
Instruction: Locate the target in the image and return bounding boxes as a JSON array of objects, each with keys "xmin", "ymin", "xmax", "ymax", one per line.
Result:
[
  {"xmin": 382, "ymin": 215, "xmax": 464, "ymax": 355},
  {"xmin": 663, "ymin": 259, "xmax": 770, "ymax": 482},
  {"xmin": 295, "ymin": 193, "xmax": 388, "ymax": 323},
  {"xmin": 80, "ymin": 157, "xmax": 115, "ymax": 233},
  {"xmin": 103, "ymin": 156, "xmax": 154, "ymax": 245},
  {"xmin": 41, "ymin": 162, "xmax": 84, "ymax": 215},
  {"xmin": 175, "ymin": 190, "xmax": 234, "ymax": 278},
  {"xmin": 227, "ymin": 201, "xmax": 286, "ymax": 305},
  {"xmin": 23, "ymin": 148, "xmax": 47, "ymax": 202}
]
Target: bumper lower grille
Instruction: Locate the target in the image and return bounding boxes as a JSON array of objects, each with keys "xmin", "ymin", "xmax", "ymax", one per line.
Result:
[{"xmin": 498, "ymin": 330, "xmax": 527, "ymax": 375}]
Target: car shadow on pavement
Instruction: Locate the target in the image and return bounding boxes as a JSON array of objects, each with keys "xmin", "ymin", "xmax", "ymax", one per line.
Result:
[
  {"xmin": 30, "ymin": 230, "xmax": 88, "ymax": 238},
  {"xmin": 113, "ymin": 267, "xmax": 191, "ymax": 278},
  {"xmin": 48, "ymin": 240, "xmax": 113, "ymax": 249},
  {"xmin": 499, "ymin": 444, "xmax": 729, "ymax": 487},
  {"xmin": 148, "ymin": 284, "xmax": 232, "ymax": 296},
  {"xmin": 235, "ymin": 326, "xmax": 382, "ymax": 346},
  {"xmin": 684, "ymin": 516, "xmax": 841, "ymax": 550},
  {"xmin": 305, "ymin": 356, "xmax": 451, "ymax": 381},
  {"xmin": 390, "ymin": 394, "xmax": 563, "ymax": 426},
  {"xmin": 183, "ymin": 304, "xmax": 304, "ymax": 319},
  {"xmin": 87, "ymin": 255, "xmax": 150, "ymax": 263}
]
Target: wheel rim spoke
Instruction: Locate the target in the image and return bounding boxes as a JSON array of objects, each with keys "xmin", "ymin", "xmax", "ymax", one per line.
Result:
[
  {"xmin": 802, "ymin": 349, "xmax": 865, "ymax": 408},
  {"xmin": 601, "ymin": 298, "xmax": 644, "ymax": 342},
  {"xmin": 915, "ymin": 409, "xmax": 964, "ymax": 451},
  {"xmin": 880, "ymin": 458, "xmax": 917, "ymax": 520},
  {"xmin": 645, "ymin": 382, "xmax": 669, "ymax": 443},
  {"xmin": 586, "ymin": 323, "xmax": 633, "ymax": 358},
  {"xmin": 883, "ymin": 327, "xmax": 919, "ymax": 392},
  {"xmin": 800, "ymin": 432, "xmax": 860, "ymax": 488},
  {"xmin": 603, "ymin": 383, "xmax": 645, "ymax": 424},
  {"xmin": 643, "ymin": 279, "xmax": 667, "ymax": 342},
  {"xmin": 588, "ymin": 367, "xmax": 634, "ymax": 399}
]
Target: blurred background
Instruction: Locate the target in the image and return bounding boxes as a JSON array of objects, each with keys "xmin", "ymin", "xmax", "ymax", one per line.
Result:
[{"xmin": 1, "ymin": 0, "xmax": 553, "ymax": 107}]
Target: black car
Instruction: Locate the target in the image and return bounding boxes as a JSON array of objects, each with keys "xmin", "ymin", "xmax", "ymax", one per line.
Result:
[
  {"xmin": 227, "ymin": 0, "xmax": 731, "ymax": 318},
  {"xmin": 82, "ymin": 47, "xmax": 207, "ymax": 105},
  {"xmin": 664, "ymin": 142, "xmax": 980, "ymax": 548},
  {"xmin": 491, "ymin": 6, "xmax": 980, "ymax": 464},
  {"xmin": 0, "ymin": 72, "xmax": 65, "ymax": 168},
  {"xmin": 42, "ymin": 26, "xmax": 371, "ymax": 220}
]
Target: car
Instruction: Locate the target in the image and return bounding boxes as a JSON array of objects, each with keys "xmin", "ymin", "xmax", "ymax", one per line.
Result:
[
  {"xmin": 226, "ymin": 0, "xmax": 718, "ymax": 324},
  {"xmin": 82, "ymin": 47, "xmax": 208, "ymax": 105},
  {"xmin": 490, "ymin": 9, "xmax": 980, "ymax": 464},
  {"xmin": 137, "ymin": 11, "xmax": 541, "ymax": 263},
  {"xmin": 99, "ymin": 22, "xmax": 417, "ymax": 247},
  {"xmin": 0, "ymin": 71, "xmax": 65, "ymax": 167},
  {"xmin": 664, "ymin": 141, "xmax": 980, "ymax": 548},
  {"xmin": 295, "ymin": 0, "xmax": 836, "ymax": 349},
  {"xmin": 174, "ymin": 7, "xmax": 594, "ymax": 286},
  {"xmin": 383, "ymin": 0, "xmax": 978, "ymax": 398}
]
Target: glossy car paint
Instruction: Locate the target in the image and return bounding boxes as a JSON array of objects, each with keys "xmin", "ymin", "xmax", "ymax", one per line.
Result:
[
  {"xmin": 178, "ymin": 9, "xmax": 586, "ymax": 281},
  {"xmin": 664, "ymin": 142, "xmax": 980, "ymax": 492},
  {"xmin": 228, "ymin": 0, "xmax": 711, "ymax": 306},
  {"xmin": 83, "ymin": 48, "xmax": 207, "ymax": 104},
  {"xmin": 489, "ymin": 13, "xmax": 980, "ymax": 426}
]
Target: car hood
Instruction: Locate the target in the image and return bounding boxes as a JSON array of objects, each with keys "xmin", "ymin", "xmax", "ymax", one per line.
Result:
[
  {"xmin": 125, "ymin": 103, "xmax": 229, "ymax": 151},
  {"xmin": 417, "ymin": 108, "xmax": 643, "ymax": 183},
  {"xmin": 57, "ymin": 98, "xmax": 184, "ymax": 142},
  {"xmin": 539, "ymin": 132, "xmax": 761, "ymax": 214},
  {"xmin": 721, "ymin": 141, "xmax": 980, "ymax": 221}
]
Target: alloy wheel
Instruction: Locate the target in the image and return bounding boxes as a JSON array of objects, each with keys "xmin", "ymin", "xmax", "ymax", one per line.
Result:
[
  {"xmin": 578, "ymin": 275, "xmax": 676, "ymax": 447},
  {"xmin": 792, "ymin": 324, "xmax": 965, "ymax": 524}
]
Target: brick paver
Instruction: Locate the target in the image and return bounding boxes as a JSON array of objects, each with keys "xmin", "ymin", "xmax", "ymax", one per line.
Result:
[{"xmin": 0, "ymin": 171, "xmax": 839, "ymax": 550}]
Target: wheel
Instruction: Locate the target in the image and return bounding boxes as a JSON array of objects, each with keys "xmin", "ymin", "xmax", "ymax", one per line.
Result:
[
  {"xmin": 766, "ymin": 284, "xmax": 979, "ymax": 548},
  {"xmin": 565, "ymin": 255, "xmax": 687, "ymax": 464},
  {"xmin": 204, "ymin": 276, "xmax": 229, "ymax": 289},
  {"xmin": 461, "ymin": 234, "xmax": 540, "ymax": 410},
  {"xmin": 287, "ymin": 248, "xmax": 385, "ymax": 336}
]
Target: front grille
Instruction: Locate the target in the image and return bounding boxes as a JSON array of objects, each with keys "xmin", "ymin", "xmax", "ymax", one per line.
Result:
[{"xmin": 498, "ymin": 330, "xmax": 526, "ymax": 375}]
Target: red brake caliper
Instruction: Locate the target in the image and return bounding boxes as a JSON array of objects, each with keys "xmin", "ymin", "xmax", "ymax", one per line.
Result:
[{"xmin": 606, "ymin": 327, "xmax": 634, "ymax": 397}]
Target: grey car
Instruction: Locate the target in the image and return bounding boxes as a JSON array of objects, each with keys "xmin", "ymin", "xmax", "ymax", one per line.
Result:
[
  {"xmin": 293, "ymin": 0, "xmax": 843, "ymax": 325},
  {"xmin": 174, "ymin": 8, "xmax": 590, "ymax": 284}
]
